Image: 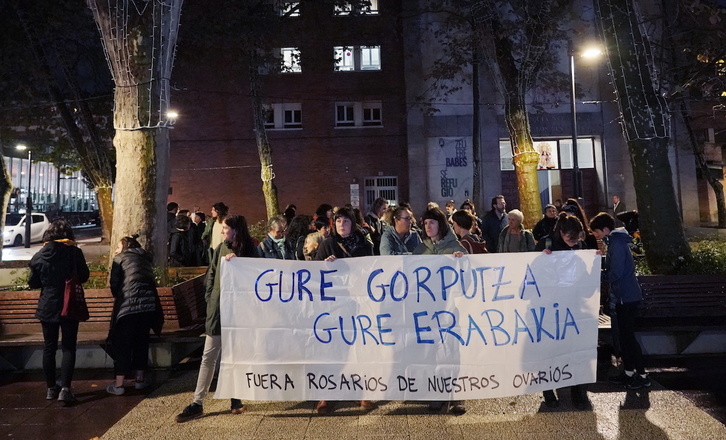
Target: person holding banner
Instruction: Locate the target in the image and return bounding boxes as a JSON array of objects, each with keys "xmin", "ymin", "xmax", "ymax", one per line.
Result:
[
  {"xmin": 313, "ymin": 206, "xmax": 376, "ymax": 414},
  {"xmin": 535, "ymin": 213, "xmax": 591, "ymax": 409},
  {"xmin": 379, "ymin": 205, "xmax": 422, "ymax": 255},
  {"xmin": 176, "ymin": 214, "xmax": 258, "ymax": 423},
  {"xmin": 413, "ymin": 207, "xmax": 467, "ymax": 414}
]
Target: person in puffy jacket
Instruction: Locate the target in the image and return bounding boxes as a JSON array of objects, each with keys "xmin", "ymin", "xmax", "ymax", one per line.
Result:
[
  {"xmin": 29, "ymin": 219, "xmax": 90, "ymax": 404},
  {"xmin": 590, "ymin": 212, "xmax": 650, "ymax": 391},
  {"xmin": 106, "ymin": 234, "xmax": 164, "ymax": 396}
]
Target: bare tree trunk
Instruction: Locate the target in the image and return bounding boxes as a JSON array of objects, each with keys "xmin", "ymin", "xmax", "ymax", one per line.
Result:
[
  {"xmin": 680, "ymin": 102, "xmax": 726, "ymax": 227},
  {"xmin": 0, "ymin": 146, "xmax": 15, "ymax": 261},
  {"xmin": 249, "ymin": 58, "xmax": 280, "ymax": 219},
  {"xmin": 506, "ymin": 99, "xmax": 542, "ymax": 229},
  {"xmin": 596, "ymin": 0, "xmax": 691, "ymax": 273},
  {"xmin": 88, "ymin": 0, "xmax": 182, "ymax": 268}
]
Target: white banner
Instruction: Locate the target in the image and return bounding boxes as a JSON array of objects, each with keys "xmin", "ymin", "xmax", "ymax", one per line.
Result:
[{"xmin": 216, "ymin": 251, "xmax": 601, "ymax": 401}]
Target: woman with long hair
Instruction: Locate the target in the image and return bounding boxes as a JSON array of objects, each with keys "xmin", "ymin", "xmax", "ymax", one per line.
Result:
[
  {"xmin": 29, "ymin": 219, "xmax": 90, "ymax": 404},
  {"xmin": 201, "ymin": 202, "xmax": 229, "ymax": 265},
  {"xmin": 534, "ymin": 212, "xmax": 591, "ymax": 409},
  {"xmin": 176, "ymin": 214, "xmax": 258, "ymax": 422},
  {"xmin": 106, "ymin": 234, "xmax": 163, "ymax": 395}
]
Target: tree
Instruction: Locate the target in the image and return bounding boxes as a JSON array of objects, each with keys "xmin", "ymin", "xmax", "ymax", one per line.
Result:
[
  {"xmin": 418, "ymin": 0, "xmax": 571, "ymax": 227},
  {"xmin": 13, "ymin": 1, "xmax": 116, "ymax": 243},
  {"xmin": 87, "ymin": 0, "xmax": 183, "ymax": 266},
  {"xmin": 595, "ymin": 0, "xmax": 691, "ymax": 273},
  {"xmin": 658, "ymin": 0, "xmax": 726, "ymax": 227}
]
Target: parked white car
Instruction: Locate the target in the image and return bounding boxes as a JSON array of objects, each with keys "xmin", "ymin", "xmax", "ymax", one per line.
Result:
[{"xmin": 3, "ymin": 213, "xmax": 50, "ymax": 247}]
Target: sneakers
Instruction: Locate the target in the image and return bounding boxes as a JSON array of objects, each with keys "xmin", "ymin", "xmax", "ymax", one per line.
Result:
[
  {"xmin": 175, "ymin": 403, "xmax": 203, "ymax": 423},
  {"xmin": 627, "ymin": 374, "xmax": 652, "ymax": 390},
  {"xmin": 58, "ymin": 388, "xmax": 77, "ymax": 404},
  {"xmin": 106, "ymin": 383, "xmax": 126, "ymax": 396},
  {"xmin": 46, "ymin": 385, "xmax": 61, "ymax": 400},
  {"xmin": 230, "ymin": 399, "xmax": 246, "ymax": 414}
]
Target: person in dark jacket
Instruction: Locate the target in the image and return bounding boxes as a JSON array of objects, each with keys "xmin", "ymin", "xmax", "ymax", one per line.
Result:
[
  {"xmin": 534, "ymin": 213, "xmax": 591, "ymax": 409},
  {"xmin": 532, "ymin": 204, "xmax": 558, "ymax": 242},
  {"xmin": 590, "ymin": 212, "xmax": 650, "ymax": 390},
  {"xmin": 481, "ymin": 195, "xmax": 507, "ymax": 253},
  {"xmin": 106, "ymin": 234, "xmax": 164, "ymax": 396},
  {"xmin": 314, "ymin": 207, "xmax": 374, "ymax": 261},
  {"xmin": 285, "ymin": 214, "xmax": 314, "ymax": 260},
  {"xmin": 29, "ymin": 219, "xmax": 90, "ymax": 404},
  {"xmin": 313, "ymin": 207, "xmax": 375, "ymax": 413},
  {"xmin": 258, "ymin": 215, "xmax": 294, "ymax": 260},
  {"xmin": 169, "ymin": 215, "xmax": 193, "ymax": 266},
  {"xmin": 175, "ymin": 214, "xmax": 258, "ymax": 423}
]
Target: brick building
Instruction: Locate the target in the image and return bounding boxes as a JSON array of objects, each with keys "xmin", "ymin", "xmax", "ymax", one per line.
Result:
[{"xmin": 168, "ymin": 1, "xmax": 408, "ymax": 223}]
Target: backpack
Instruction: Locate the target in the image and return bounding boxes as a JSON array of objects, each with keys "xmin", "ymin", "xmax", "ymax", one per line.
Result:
[{"xmin": 460, "ymin": 235, "xmax": 488, "ymax": 254}]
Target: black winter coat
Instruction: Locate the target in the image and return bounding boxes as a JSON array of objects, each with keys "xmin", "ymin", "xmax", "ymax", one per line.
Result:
[
  {"xmin": 29, "ymin": 240, "xmax": 90, "ymax": 322},
  {"xmin": 169, "ymin": 229, "xmax": 192, "ymax": 266},
  {"xmin": 110, "ymin": 248, "xmax": 163, "ymax": 332}
]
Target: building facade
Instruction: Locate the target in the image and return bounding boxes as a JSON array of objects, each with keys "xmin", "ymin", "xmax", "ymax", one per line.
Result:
[{"xmin": 168, "ymin": 0, "xmax": 713, "ymax": 227}]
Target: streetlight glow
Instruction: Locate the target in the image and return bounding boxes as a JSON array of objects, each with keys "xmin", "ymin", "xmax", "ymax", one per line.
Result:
[
  {"xmin": 581, "ymin": 47, "xmax": 603, "ymax": 59},
  {"xmin": 16, "ymin": 144, "xmax": 27, "ymax": 151}
]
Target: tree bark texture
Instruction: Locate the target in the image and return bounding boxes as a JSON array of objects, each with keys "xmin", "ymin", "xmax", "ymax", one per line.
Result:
[
  {"xmin": 471, "ymin": 0, "xmax": 569, "ymax": 227},
  {"xmin": 596, "ymin": 0, "xmax": 691, "ymax": 273},
  {"xmin": 0, "ymin": 148, "xmax": 15, "ymax": 261},
  {"xmin": 88, "ymin": 0, "xmax": 182, "ymax": 267},
  {"xmin": 249, "ymin": 55, "xmax": 280, "ymax": 220}
]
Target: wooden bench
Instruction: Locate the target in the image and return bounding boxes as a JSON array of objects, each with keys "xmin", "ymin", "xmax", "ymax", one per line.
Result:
[
  {"xmin": 0, "ymin": 274, "xmax": 207, "ymax": 345},
  {"xmin": 635, "ymin": 274, "xmax": 726, "ymax": 330}
]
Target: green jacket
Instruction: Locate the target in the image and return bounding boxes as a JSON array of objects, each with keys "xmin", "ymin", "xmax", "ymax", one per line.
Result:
[
  {"xmin": 413, "ymin": 231, "xmax": 467, "ymax": 255},
  {"xmin": 204, "ymin": 242, "xmax": 231, "ymax": 336}
]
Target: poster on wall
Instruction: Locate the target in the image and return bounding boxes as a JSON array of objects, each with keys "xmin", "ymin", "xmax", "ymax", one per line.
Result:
[{"xmin": 427, "ymin": 137, "xmax": 473, "ymax": 205}]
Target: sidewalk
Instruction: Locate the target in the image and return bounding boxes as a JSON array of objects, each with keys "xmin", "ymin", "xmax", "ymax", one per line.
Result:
[
  {"xmin": 2, "ymin": 357, "xmax": 725, "ymax": 440},
  {"xmin": 100, "ymin": 371, "xmax": 726, "ymax": 440}
]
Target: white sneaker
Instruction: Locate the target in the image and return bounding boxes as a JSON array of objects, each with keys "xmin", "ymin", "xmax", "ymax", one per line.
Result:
[{"xmin": 106, "ymin": 383, "xmax": 125, "ymax": 395}]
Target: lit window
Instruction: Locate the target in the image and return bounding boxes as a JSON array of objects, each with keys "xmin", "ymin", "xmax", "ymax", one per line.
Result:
[
  {"xmin": 280, "ymin": 47, "xmax": 301, "ymax": 73},
  {"xmin": 264, "ymin": 103, "xmax": 302, "ymax": 129},
  {"xmin": 334, "ymin": 0, "xmax": 378, "ymax": 15},
  {"xmin": 336, "ymin": 101, "xmax": 382, "ymax": 127},
  {"xmin": 334, "ymin": 46, "xmax": 381, "ymax": 71},
  {"xmin": 277, "ymin": 0, "xmax": 300, "ymax": 16}
]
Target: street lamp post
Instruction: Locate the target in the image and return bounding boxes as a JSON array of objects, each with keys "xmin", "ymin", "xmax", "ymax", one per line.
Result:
[
  {"xmin": 568, "ymin": 40, "xmax": 583, "ymax": 202},
  {"xmin": 568, "ymin": 42, "xmax": 603, "ymax": 204},
  {"xmin": 16, "ymin": 145, "xmax": 32, "ymax": 248}
]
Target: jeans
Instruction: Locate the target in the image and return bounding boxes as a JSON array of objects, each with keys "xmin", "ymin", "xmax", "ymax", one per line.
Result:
[
  {"xmin": 41, "ymin": 318, "xmax": 79, "ymax": 388},
  {"xmin": 193, "ymin": 335, "xmax": 222, "ymax": 405}
]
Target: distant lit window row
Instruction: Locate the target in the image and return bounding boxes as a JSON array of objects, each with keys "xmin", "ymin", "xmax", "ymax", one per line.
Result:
[
  {"xmin": 264, "ymin": 102, "xmax": 382, "ymax": 129},
  {"xmin": 275, "ymin": 1, "xmax": 379, "ymax": 16},
  {"xmin": 272, "ymin": 46, "xmax": 381, "ymax": 73}
]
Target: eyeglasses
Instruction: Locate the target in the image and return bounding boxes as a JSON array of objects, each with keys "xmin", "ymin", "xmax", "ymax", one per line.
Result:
[{"xmin": 397, "ymin": 216, "xmax": 413, "ymax": 221}]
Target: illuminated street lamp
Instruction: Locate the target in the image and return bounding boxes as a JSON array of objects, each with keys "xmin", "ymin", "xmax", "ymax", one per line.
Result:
[
  {"xmin": 569, "ymin": 41, "xmax": 602, "ymax": 202},
  {"xmin": 16, "ymin": 144, "xmax": 32, "ymax": 248}
]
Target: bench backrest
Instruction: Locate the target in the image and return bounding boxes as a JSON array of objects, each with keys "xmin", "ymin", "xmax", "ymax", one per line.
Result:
[
  {"xmin": 636, "ymin": 274, "xmax": 726, "ymax": 326},
  {"xmin": 0, "ymin": 274, "xmax": 206, "ymax": 336}
]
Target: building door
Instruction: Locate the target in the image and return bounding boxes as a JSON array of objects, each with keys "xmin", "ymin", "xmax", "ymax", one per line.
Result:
[{"xmin": 364, "ymin": 176, "xmax": 398, "ymax": 210}]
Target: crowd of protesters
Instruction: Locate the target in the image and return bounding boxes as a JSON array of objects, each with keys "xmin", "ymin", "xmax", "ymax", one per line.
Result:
[{"xmin": 34, "ymin": 195, "xmax": 644, "ymax": 417}]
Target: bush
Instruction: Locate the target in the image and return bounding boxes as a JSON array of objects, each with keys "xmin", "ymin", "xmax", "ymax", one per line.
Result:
[
  {"xmin": 675, "ymin": 240, "xmax": 726, "ymax": 275},
  {"xmin": 636, "ymin": 240, "xmax": 726, "ymax": 275}
]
